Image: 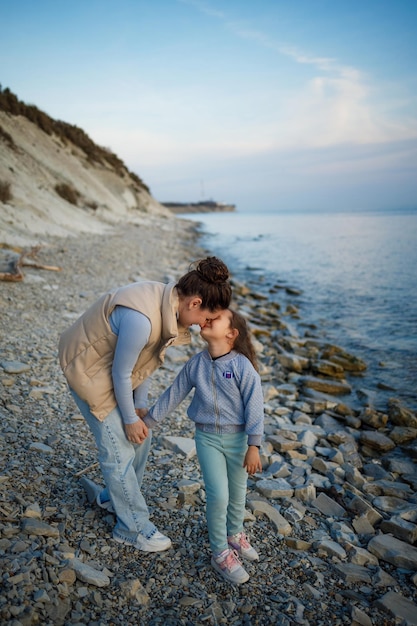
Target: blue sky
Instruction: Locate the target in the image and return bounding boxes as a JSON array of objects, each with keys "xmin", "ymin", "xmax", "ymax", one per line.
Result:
[{"xmin": 1, "ymin": 0, "xmax": 416, "ymax": 212}]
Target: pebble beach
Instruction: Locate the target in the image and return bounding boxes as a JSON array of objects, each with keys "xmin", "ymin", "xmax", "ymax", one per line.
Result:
[{"xmin": 1, "ymin": 214, "xmax": 417, "ymax": 626}]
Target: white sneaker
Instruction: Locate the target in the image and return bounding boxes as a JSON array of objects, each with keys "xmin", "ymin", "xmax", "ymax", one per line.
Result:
[
  {"xmin": 211, "ymin": 548, "xmax": 249, "ymax": 584},
  {"xmin": 228, "ymin": 531, "xmax": 259, "ymax": 561},
  {"xmin": 113, "ymin": 529, "xmax": 172, "ymax": 553}
]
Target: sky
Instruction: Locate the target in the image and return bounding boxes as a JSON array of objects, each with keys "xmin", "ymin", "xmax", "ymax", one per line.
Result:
[{"xmin": 1, "ymin": 0, "xmax": 417, "ymax": 212}]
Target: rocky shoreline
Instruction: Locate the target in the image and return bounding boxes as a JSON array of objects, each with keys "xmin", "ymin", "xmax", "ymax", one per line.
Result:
[{"xmin": 1, "ymin": 215, "xmax": 416, "ymax": 626}]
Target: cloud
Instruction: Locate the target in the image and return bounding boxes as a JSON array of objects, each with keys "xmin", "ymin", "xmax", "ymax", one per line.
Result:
[
  {"xmin": 179, "ymin": 0, "xmax": 417, "ymax": 151},
  {"xmin": 279, "ymin": 45, "xmax": 336, "ymax": 72},
  {"xmin": 178, "ymin": 0, "xmax": 225, "ymax": 19}
]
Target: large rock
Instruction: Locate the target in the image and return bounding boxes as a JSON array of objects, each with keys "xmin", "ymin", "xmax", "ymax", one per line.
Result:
[
  {"xmin": 388, "ymin": 399, "xmax": 417, "ymax": 428},
  {"xmin": 160, "ymin": 435, "xmax": 196, "ymax": 459},
  {"xmin": 300, "ymin": 375, "xmax": 352, "ymax": 395},
  {"xmin": 247, "ymin": 498, "xmax": 292, "ymax": 535},
  {"xmin": 256, "ymin": 478, "xmax": 294, "ymax": 498},
  {"xmin": 327, "ymin": 352, "xmax": 367, "ymax": 373},
  {"xmin": 277, "ymin": 351, "xmax": 309, "ymax": 373},
  {"xmin": 311, "ymin": 359, "xmax": 345, "ymax": 378},
  {"xmin": 359, "ymin": 431, "xmax": 395, "ymax": 452},
  {"xmin": 380, "ymin": 516, "xmax": 417, "ymax": 544},
  {"xmin": 266, "ymin": 434, "xmax": 303, "ymax": 453},
  {"xmin": 312, "ymin": 492, "xmax": 347, "ymax": 518},
  {"xmin": 374, "ymin": 590, "xmax": 417, "ymax": 625},
  {"xmin": 21, "ymin": 518, "xmax": 60, "ymax": 538},
  {"xmin": 69, "ymin": 558, "xmax": 111, "ymax": 587},
  {"xmin": 368, "ymin": 534, "xmax": 417, "ymax": 570}
]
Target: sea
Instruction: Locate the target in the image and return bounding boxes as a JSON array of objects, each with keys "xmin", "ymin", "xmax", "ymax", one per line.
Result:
[{"xmin": 182, "ymin": 208, "xmax": 417, "ymax": 412}]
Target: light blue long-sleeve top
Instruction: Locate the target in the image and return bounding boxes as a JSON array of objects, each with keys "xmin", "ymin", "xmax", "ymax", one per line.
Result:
[
  {"xmin": 144, "ymin": 349, "xmax": 264, "ymax": 447},
  {"xmin": 109, "ymin": 306, "xmax": 152, "ymax": 424}
]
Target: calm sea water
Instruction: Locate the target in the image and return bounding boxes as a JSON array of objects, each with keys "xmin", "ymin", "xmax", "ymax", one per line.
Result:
[{"xmin": 184, "ymin": 209, "xmax": 417, "ymax": 411}]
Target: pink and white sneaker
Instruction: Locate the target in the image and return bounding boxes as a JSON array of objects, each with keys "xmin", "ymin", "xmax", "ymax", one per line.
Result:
[
  {"xmin": 211, "ymin": 548, "xmax": 249, "ymax": 584},
  {"xmin": 227, "ymin": 531, "xmax": 259, "ymax": 561}
]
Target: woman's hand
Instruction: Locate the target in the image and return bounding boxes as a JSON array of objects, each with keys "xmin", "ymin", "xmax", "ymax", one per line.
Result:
[
  {"xmin": 243, "ymin": 446, "xmax": 262, "ymax": 475},
  {"xmin": 125, "ymin": 419, "xmax": 148, "ymax": 444}
]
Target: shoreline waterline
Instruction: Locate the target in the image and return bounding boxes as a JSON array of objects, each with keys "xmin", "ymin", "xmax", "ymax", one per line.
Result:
[{"xmin": 186, "ymin": 209, "xmax": 417, "ymax": 413}]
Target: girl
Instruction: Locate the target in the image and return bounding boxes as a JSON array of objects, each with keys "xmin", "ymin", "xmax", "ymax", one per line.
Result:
[
  {"xmin": 59, "ymin": 257, "xmax": 231, "ymax": 553},
  {"xmin": 144, "ymin": 308, "xmax": 264, "ymax": 584}
]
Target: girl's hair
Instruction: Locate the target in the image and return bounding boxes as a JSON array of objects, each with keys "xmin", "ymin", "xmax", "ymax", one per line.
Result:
[
  {"xmin": 176, "ymin": 257, "xmax": 232, "ymax": 311},
  {"xmin": 229, "ymin": 308, "xmax": 259, "ymax": 371}
]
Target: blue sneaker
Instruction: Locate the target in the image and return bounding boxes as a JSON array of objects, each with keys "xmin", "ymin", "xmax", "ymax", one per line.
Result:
[{"xmin": 79, "ymin": 477, "xmax": 114, "ymax": 513}]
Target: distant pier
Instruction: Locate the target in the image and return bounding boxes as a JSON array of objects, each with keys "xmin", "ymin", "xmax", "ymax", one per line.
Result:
[{"xmin": 162, "ymin": 201, "xmax": 235, "ymax": 214}]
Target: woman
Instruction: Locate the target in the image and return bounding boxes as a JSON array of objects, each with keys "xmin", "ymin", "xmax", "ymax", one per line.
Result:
[{"xmin": 58, "ymin": 257, "xmax": 231, "ymax": 553}]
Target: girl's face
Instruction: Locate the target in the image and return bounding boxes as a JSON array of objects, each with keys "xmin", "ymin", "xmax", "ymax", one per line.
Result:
[{"xmin": 199, "ymin": 309, "xmax": 234, "ymax": 341}]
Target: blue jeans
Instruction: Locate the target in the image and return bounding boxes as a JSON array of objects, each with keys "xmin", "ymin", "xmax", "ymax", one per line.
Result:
[
  {"xmin": 71, "ymin": 390, "xmax": 156, "ymax": 541},
  {"xmin": 195, "ymin": 429, "xmax": 248, "ymax": 554}
]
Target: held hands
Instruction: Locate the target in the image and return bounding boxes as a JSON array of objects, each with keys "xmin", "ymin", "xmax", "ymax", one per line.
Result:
[
  {"xmin": 125, "ymin": 408, "xmax": 149, "ymax": 444},
  {"xmin": 243, "ymin": 446, "xmax": 262, "ymax": 475}
]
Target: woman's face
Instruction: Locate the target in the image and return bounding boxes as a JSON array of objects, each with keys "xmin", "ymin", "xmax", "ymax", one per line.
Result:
[{"xmin": 177, "ymin": 296, "xmax": 223, "ymax": 328}]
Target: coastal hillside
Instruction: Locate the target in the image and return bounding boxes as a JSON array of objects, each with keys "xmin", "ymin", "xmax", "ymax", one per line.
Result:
[{"xmin": 0, "ymin": 88, "xmax": 171, "ymax": 246}]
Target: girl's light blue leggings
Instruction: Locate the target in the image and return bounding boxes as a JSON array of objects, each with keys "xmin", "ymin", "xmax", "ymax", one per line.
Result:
[{"xmin": 195, "ymin": 429, "xmax": 248, "ymax": 554}]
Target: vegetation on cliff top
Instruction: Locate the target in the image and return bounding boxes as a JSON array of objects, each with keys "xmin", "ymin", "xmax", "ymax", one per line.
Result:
[{"xmin": 0, "ymin": 86, "xmax": 149, "ymax": 193}]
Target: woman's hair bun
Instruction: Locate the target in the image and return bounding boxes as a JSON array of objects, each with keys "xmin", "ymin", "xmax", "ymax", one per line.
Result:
[
  {"xmin": 177, "ymin": 256, "xmax": 231, "ymax": 309},
  {"xmin": 195, "ymin": 257, "xmax": 229, "ymax": 283}
]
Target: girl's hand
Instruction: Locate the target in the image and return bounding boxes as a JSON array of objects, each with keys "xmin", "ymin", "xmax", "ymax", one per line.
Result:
[
  {"xmin": 243, "ymin": 446, "xmax": 262, "ymax": 475},
  {"xmin": 125, "ymin": 419, "xmax": 148, "ymax": 444}
]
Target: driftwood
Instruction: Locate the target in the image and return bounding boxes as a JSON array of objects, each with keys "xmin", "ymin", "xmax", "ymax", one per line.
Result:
[
  {"xmin": 0, "ymin": 245, "xmax": 61, "ymax": 282},
  {"xmin": 74, "ymin": 462, "xmax": 99, "ymax": 478}
]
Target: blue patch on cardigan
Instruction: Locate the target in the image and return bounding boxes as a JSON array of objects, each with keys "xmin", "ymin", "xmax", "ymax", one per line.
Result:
[{"xmin": 223, "ymin": 371, "xmax": 234, "ymax": 379}]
